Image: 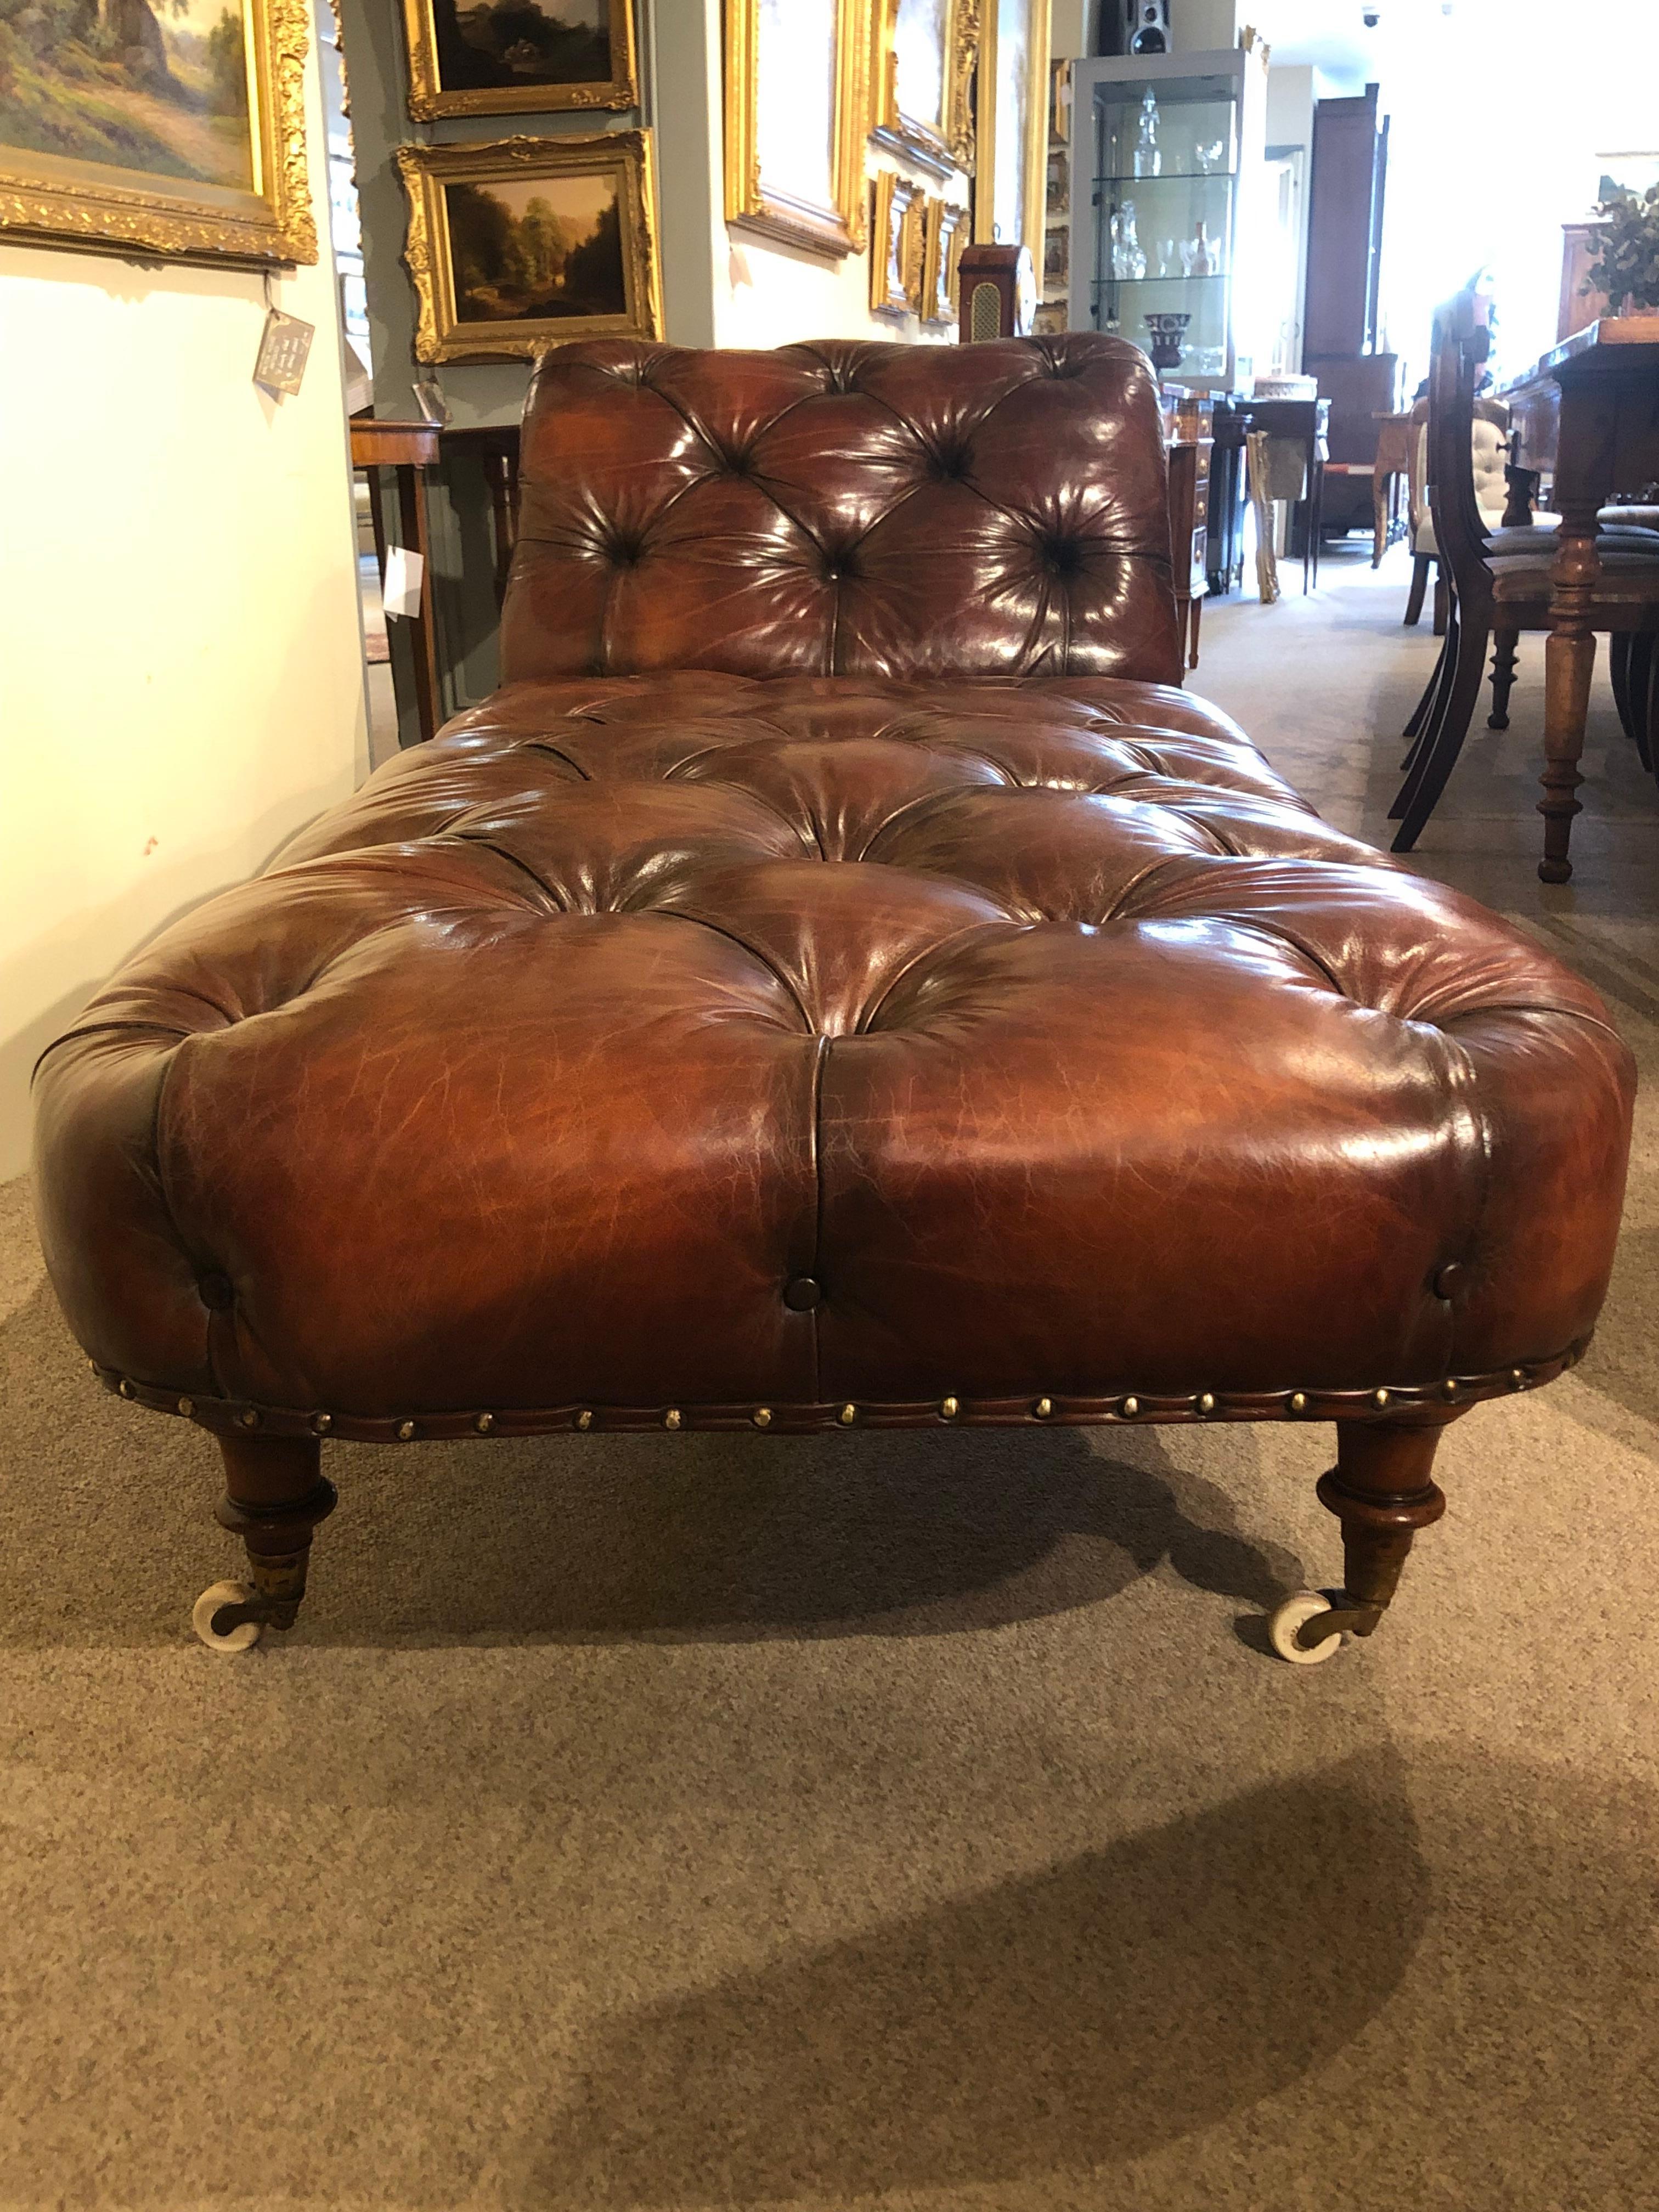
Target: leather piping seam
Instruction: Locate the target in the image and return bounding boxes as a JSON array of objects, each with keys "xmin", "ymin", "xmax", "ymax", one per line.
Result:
[
  {"xmin": 30, "ymin": 1019, "xmax": 194, "ymax": 1082},
  {"xmin": 809, "ymin": 1032, "xmax": 828, "ymax": 1404},
  {"xmin": 1433, "ymin": 1024, "xmax": 1493, "ymax": 1380},
  {"xmin": 1435, "ymin": 1000, "xmax": 1631, "ymax": 1044},
  {"xmin": 147, "ymin": 1033, "xmax": 222, "ymax": 1397}
]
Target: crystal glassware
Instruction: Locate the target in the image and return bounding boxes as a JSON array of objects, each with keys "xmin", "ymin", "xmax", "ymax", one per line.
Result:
[{"xmin": 1133, "ymin": 89, "xmax": 1161, "ymax": 179}]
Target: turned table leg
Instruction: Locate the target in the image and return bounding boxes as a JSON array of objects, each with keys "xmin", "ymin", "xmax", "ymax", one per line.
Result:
[
  {"xmin": 1538, "ymin": 510, "xmax": 1601, "ymax": 883},
  {"xmin": 1537, "ymin": 373, "xmax": 1618, "ymax": 883},
  {"xmin": 194, "ymin": 1434, "xmax": 337, "ymax": 1651},
  {"xmin": 1269, "ymin": 1418, "xmax": 1452, "ymax": 1663}
]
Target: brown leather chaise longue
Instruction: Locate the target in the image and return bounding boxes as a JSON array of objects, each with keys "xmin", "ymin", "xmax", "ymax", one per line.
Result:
[{"xmin": 33, "ymin": 335, "xmax": 1634, "ymax": 1663}]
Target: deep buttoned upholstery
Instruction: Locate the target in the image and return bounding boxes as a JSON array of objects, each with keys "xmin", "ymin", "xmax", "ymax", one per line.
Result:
[
  {"xmin": 32, "ymin": 337, "xmax": 1634, "ymax": 1446},
  {"xmin": 500, "ymin": 336, "xmax": 1184, "ymax": 685}
]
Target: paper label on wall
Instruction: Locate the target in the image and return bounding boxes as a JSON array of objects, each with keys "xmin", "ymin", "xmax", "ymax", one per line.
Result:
[
  {"xmin": 382, "ymin": 546, "xmax": 424, "ymax": 619},
  {"xmin": 253, "ymin": 307, "xmax": 314, "ymax": 397}
]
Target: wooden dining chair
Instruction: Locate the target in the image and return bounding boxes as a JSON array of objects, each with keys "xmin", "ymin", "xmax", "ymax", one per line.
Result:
[{"xmin": 1389, "ymin": 289, "xmax": 1659, "ymax": 854}]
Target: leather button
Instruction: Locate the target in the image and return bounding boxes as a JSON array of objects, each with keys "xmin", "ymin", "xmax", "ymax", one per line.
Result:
[
  {"xmin": 1432, "ymin": 1261, "xmax": 1467, "ymax": 1300},
  {"xmin": 783, "ymin": 1276, "xmax": 822, "ymax": 1311},
  {"xmin": 199, "ymin": 1271, "xmax": 234, "ymax": 1311}
]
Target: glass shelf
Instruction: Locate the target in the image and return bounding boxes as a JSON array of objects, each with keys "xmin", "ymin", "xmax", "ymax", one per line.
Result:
[
  {"xmin": 1096, "ymin": 170, "xmax": 1238, "ymax": 187},
  {"xmin": 1093, "ymin": 276, "xmax": 1227, "ymax": 294}
]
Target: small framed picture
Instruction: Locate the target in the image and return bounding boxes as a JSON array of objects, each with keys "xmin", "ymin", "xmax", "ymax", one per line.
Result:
[
  {"xmin": 920, "ymin": 196, "xmax": 967, "ymax": 325},
  {"xmin": 870, "ymin": 168, "xmax": 923, "ymax": 316},
  {"xmin": 396, "ymin": 131, "xmax": 660, "ymax": 363},
  {"xmin": 402, "ymin": 0, "xmax": 637, "ymax": 121}
]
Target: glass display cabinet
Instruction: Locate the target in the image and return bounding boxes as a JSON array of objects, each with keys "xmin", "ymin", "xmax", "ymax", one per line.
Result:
[{"xmin": 1066, "ymin": 45, "xmax": 1267, "ymax": 392}]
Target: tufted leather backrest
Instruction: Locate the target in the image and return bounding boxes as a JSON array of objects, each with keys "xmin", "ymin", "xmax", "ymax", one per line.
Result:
[{"xmin": 500, "ymin": 334, "xmax": 1183, "ymax": 687}]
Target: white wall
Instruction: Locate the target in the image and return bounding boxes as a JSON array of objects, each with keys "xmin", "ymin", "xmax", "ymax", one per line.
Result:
[{"xmin": 0, "ymin": 35, "xmax": 366, "ymax": 1180}]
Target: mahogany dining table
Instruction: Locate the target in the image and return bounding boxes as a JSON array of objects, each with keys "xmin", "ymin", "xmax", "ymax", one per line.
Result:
[{"xmin": 1502, "ymin": 315, "xmax": 1659, "ymax": 881}]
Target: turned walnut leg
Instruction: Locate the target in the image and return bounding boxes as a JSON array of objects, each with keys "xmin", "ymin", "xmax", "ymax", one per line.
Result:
[
  {"xmin": 1317, "ymin": 1419, "xmax": 1449, "ymax": 1628},
  {"xmin": 1539, "ymin": 521, "xmax": 1600, "ymax": 883},
  {"xmin": 1487, "ymin": 628, "xmax": 1519, "ymax": 730},
  {"xmin": 213, "ymin": 1434, "xmax": 337, "ymax": 1634}
]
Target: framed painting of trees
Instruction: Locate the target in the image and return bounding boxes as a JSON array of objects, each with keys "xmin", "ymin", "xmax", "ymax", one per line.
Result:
[
  {"xmin": 401, "ymin": 0, "xmax": 636, "ymax": 122},
  {"xmin": 0, "ymin": 0, "xmax": 314, "ymax": 263},
  {"xmin": 396, "ymin": 130, "xmax": 659, "ymax": 363}
]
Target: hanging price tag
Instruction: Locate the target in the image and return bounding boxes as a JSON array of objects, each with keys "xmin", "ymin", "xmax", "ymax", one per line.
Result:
[
  {"xmin": 253, "ymin": 307, "xmax": 315, "ymax": 397},
  {"xmin": 382, "ymin": 546, "xmax": 425, "ymax": 619}
]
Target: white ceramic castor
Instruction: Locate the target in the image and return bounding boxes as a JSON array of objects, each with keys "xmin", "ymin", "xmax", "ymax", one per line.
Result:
[
  {"xmin": 192, "ymin": 1580, "xmax": 262, "ymax": 1653},
  {"xmin": 1268, "ymin": 1589, "xmax": 1351, "ymax": 1666}
]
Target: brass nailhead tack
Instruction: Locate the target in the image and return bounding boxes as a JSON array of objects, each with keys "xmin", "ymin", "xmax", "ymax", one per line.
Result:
[
  {"xmin": 1372, "ymin": 1388, "xmax": 1391, "ymax": 1409},
  {"xmin": 838, "ymin": 1403, "xmax": 857, "ymax": 1425},
  {"xmin": 752, "ymin": 1407, "xmax": 772, "ymax": 1427},
  {"xmin": 177, "ymin": 1396, "xmax": 194, "ymax": 1418},
  {"xmin": 664, "ymin": 1408, "xmax": 682, "ymax": 1430},
  {"xmin": 87, "ymin": 1357, "xmax": 98, "ymax": 1374},
  {"xmin": 118, "ymin": 1378, "xmax": 135, "ymax": 1400},
  {"xmin": 1120, "ymin": 1396, "xmax": 1139, "ymax": 1418},
  {"xmin": 475, "ymin": 1413, "xmax": 494, "ymax": 1434},
  {"xmin": 1441, "ymin": 1379, "xmax": 1459, "ymax": 1401},
  {"xmin": 1512, "ymin": 1368, "xmax": 1526, "ymax": 1387},
  {"xmin": 313, "ymin": 1412, "xmax": 332, "ymax": 1435},
  {"xmin": 940, "ymin": 1396, "xmax": 960, "ymax": 1419},
  {"xmin": 575, "ymin": 1409, "xmax": 593, "ymax": 1430},
  {"xmin": 1196, "ymin": 1392, "xmax": 1216, "ymax": 1414},
  {"xmin": 397, "ymin": 1420, "xmax": 416, "ymax": 1441},
  {"xmin": 1288, "ymin": 1391, "xmax": 1307, "ymax": 1413},
  {"xmin": 1034, "ymin": 1397, "xmax": 1053, "ymax": 1418},
  {"xmin": 239, "ymin": 1408, "xmax": 259, "ymax": 1429}
]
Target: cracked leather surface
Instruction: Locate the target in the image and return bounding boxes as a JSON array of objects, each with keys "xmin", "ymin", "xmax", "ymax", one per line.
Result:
[{"xmin": 30, "ymin": 337, "xmax": 1635, "ymax": 1425}]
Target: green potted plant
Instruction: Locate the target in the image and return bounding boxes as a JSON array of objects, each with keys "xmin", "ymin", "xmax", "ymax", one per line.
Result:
[{"xmin": 1582, "ymin": 183, "xmax": 1659, "ymax": 313}]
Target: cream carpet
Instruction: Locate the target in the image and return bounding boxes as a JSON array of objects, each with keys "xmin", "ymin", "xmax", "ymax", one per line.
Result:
[{"xmin": 3, "ymin": 547, "xmax": 1657, "ymax": 2211}]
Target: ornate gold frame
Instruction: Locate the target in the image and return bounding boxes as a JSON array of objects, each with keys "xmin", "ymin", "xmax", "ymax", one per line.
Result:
[
  {"xmin": 870, "ymin": 0, "xmax": 978, "ymax": 178},
  {"xmin": 870, "ymin": 168, "xmax": 923, "ymax": 316},
  {"xmin": 402, "ymin": 0, "xmax": 637, "ymax": 122},
  {"xmin": 397, "ymin": 130, "xmax": 661, "ymax": 364},
  {"xmin": 0, "ymin": 0, "xmax": 315, "ymax": 264},
  {"xmin": 920, "ymin": 195, "xmax": 968, "ymax": 325},
  {"xmin": 975, "ymin": 0, "xmax": 1050, "ymax": 271},
  {"xmin": 725, "ymin": 0, "xmax": 869, "ymax": 259}
]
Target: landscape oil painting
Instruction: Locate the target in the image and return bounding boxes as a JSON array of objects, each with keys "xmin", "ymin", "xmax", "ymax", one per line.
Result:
[
  {"xmin": 447, "ymin": 171, "xmax": 623, "ymax": 324},
  {"xmin": 397, "ymin": 131, "xmax": 659, "ymax": 362},
  {"xmin": 0, "ymin": 0, "xmax": 315, "ymax": 263},
  {"xmin": 402, "ymin": 0, "xmax": 636, "ymax": 119},
  {"xmin": 0, "ymin": 0, "xmax": 255, "ymax": 187}
]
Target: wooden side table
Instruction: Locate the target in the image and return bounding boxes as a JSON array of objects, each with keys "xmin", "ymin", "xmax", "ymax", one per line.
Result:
[
  {"xmin": 350, "ymin": 417, "xmax": 442, "ymax": 745},
  {"xmin": 1246, "ymin": 397, "xmax": 1330, "ymax": 591},
  {"xmin": 1163, "ymin": 392, "xmax": 1214, "ymax": 673}
]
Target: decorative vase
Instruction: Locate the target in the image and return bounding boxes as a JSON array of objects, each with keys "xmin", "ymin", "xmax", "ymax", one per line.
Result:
[
  {"xmin": 1133, "ymin": 88, "xmax": 1161, "ymax": 179},
  {"xmin": 1111, "ymin": 202, "xmax": 1147, "ymax": 281},
  {"xmin": 1143, "ymin": 311, "xmax": 1191, "ymax": 371}
]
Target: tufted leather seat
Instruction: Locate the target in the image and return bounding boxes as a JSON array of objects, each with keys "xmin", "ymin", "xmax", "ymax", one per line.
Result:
[{"xmin": 32, "ymin": 335, "xmax": 1636, "ymax": 1655}]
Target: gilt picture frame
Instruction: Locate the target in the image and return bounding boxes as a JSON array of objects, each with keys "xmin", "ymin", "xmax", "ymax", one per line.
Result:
[
  {"xmin": 401, "ymin": 0, "xmax": 637, "ymax": 123},
  {"xmin": 0, "ymin": 0, "xmax": 315, "ymax": 265},
  {"xmin": 975, "ymin": 0, "xmax": 1049, "ymax": 274},
  {"xmin": 396, "ymin": 129, "xmax": 659, "ymax": 364},
  {"xmin": 919, "ymin": 194, "xmax": 966, "ymax": 324},
  {"xmin": 870, "ymin": 0, "xmax": 977, "ymax": 178},
  {"xmin": 869, "ymin": 167, "xmax": 922, "ymax": 316},
  {"xmin": 725, "ymin": 0, "xmax": 869, "ymax": 259}
]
